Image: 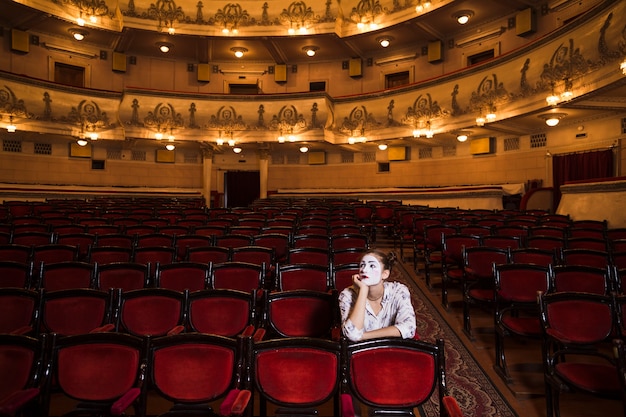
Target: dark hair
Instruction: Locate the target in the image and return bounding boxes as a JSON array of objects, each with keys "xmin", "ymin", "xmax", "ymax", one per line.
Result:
[{"xmin": 361, "ymin": 249, "xmax": 397, "ymax": 271}]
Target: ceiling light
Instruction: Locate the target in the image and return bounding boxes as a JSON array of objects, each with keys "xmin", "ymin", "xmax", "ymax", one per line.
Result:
[
  {"xmin": 231, "ymin": 47, "xmax": 248, "ymax": 58},
  {"xmin": 157, "ymin": 43, "xmax": 172, "ymax": 53},
  {"xmin": 377, "ymin": 37, "xmax": 393, "ymax": 48},
  {"xmin": 454, "ymin": 10, "xmax": 474, "ymax": 25},
  {"xmin": 233, "ymin": 147, "xmax": 242, "ymax": 153},
  {"xmin": 456, "ymin": 132, "xmax": 471, "ymax": 142},
  {"xmin": 89, "ymin": 132, "xmax": 98, "ymax": 140},
  {"xmin": 475, "ymin": 116, "xmax": 486, "ymax": 127},
  {"xmin": 6, "ymin": 116, "xmax": 16, "ymax": 133},
  {"xmin": 303, "ymin": 46, "xmax": 318, "ymax": 57},
  {"xmin": 69, "ymin": 29, "xmax": 88, "ymax": 41},
  {"xmin": 277, "ymin": 135, "xmax": 285, "ymax": 143},
  {"xmin": 228, "ymin": 139, "xmax": 236, "ymax": 147},
  {"xmin": 299, "ymin": 146, "xmax": 309, "ymax": 153},
  {"xmin": 378, "ymin": 143, "xmax": 388, "ymax": 150},
  {"xmin": 216, "ymin": 138, "xmax": 224, "ymax": 146},
  {"xmin": 165, "ymin": 143, "xmax": 175, "ymax": 151},
  {"xmin": 546, "ymin": 93, "xmax": 560, "ymax": 106},
  {"xmin": 155, "ymin": 132, "xmax": 163, "ymax": 140},
  {"xmin": 540, "ymin": 113, "xmax": 567, "ymax": 127},
  {"xmin": 621, "ymin": 59, "xmax": 626, "ymax": 75},
  {"xmin": 76, "ymin": 139, "xmax": 88, "ymax": 146}
]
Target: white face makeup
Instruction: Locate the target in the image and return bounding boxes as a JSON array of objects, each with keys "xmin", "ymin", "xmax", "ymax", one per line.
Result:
[{"xmin": 359, "ymin": 254, "xmax": 385, "ymax": 286}]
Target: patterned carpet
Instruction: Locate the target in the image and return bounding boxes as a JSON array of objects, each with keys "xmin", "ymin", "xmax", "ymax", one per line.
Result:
[{"xmin": 393, "ymin": 261, "xmax": 518, "ymax": 417}]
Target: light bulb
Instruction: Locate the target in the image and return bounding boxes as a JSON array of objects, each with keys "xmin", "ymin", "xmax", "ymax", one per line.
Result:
[{"xmin": 234, "ymin": 50, "xmax": 244, "ymax": 58}]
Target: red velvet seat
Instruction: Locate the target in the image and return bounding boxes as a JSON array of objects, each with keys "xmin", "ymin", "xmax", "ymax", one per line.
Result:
[
  {"xmin": 37, "ymin": 260, "xmax": 95, "ymax": 291},
  {"xmin": 187, "ymin": 245, "xmax": 231, "ymax": 264},
  {"xmin": 210, "ymin": 261, "xmax": 266, "ymax": 292},
  {"xmin": 277, "ymin": 263, "xmax": 330, "ymax": 292},
  {"xmin": 0, "ymin": 261, "xmax": 33, "ymax": 289},
  {"xmin": 421, "ymin": 224, "xmax": 457, "ymax": 288},
  {"xmin": 187, "ymin": 289, "xmax": 258, "ymax": 337},
  {"xmin": 42, "ymin": 332, "xmax": 147, "ymax": 417},
  {"xmin": 95, "ymin": 262, "xmax": 150, "ymax": 291},
  {"xmin": 493, "ymin": 263, "xmax": 552, "ymax": 382},
  {"xmin": 0, "ymin": 288, "xmax": 41, "ymax": 336},
  {"xmin": 154, "ymin": 261, "xmax": 210, "ymax": 291},
  {"xmin": 0, "ymin": 334, "xmax": 46, "ymax": 417},
  {"xmin": 147, "ymin": 333, "xmax": 250, "ymax": 417},
  {"xmin": 287, "ymin": 247, "xmax": 330, "ymax": 267},
  {"xmin": 440, "ymin": 233, "xmax": 482, "ymax": 309},
  {"xmin": 259, "ymin": 289, "xmax": 339, "ymax": 340},
  {"xmin": 462, "ymin": 246, "xmax": 511, "ymax": 339},
  {"xmin": 248, "ymin": 336, "xmax": 342, "ymax": 416},
  {"xmin": 116, "ymin": 288, "xmax": 188, "ymax": 337},
  {"xmin": 341, "ymin": 337, "xmax": 462, "ymax": 417},
  {"xmin": 540, "ymin": 291, "xmax": 621, "ymax": 417},
  {"xmin": 40, "ymin": 288, "xmax": 117, "ymax": 336}
]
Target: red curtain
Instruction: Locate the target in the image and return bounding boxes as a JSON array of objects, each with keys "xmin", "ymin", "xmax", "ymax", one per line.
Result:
[{"xmin": 552, "ymin": 149, "xmax": 614, "ymax": 207}]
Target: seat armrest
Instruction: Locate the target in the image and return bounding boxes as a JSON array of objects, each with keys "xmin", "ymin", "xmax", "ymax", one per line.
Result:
[
  {"xmin": 0, "ymin": 388, "xmax": 40, "ymax": 415},
  {"xmin": 252, "ymin": 327, "xmax": 266, "ymax": 342},
  {"xmin": 219, "ymin": 389, "xmax": 251, "ymax": 416},
  {"xmin": 443, "ymin": 395, "xmax": 464, "ymax": 417},
  {"xmin": 90, "ymin": 323, "xmax": 116, "ymax": 333},
  {"xmin": 110, "ymin": 387, "xmax": 140, "ymax": 415},
  {"xmin": 10, "ymin": 326, "xmax": 33, "ymax": 335},
  {"xmin": 166, "ymin": 325, "xmax": 186, "ymax": 336}
]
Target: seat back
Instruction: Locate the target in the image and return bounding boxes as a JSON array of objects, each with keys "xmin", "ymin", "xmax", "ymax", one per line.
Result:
[
  {"xmin": 463, "ymin": 246, "xmax": 510, "ymax": 280},
  {"xmin": 0, "ymin": 260, "xmax": 33, "ymax": 289},
  {"xmin": 343, "ymin": 338, "xmax": 446, "ymax": 413},
  {"xmin": 210, "ymin": 261, "xmax": 266, "ymax": 292},
  {"xmin": 95, "ymin": 262, "xmax": 150, "ymax": 291},
  {"xmin": 117, "ymin": 288, "xmax": 188, "ymax": 337},
  {"xmin": 186, "ymin": 245, "xmax": 231, "ymax": 263},
  {"xmin": 287, "ymin": 247, "xmax": 330, "ymax": 267},
  {"xmin": 262, "ymin": 290, "xmax": 338, "ymax": 339},
  {"xmin": 38, "ymin": 261, "xmax": 95, "ymax": 291},
  {"xmin": 0, "ymin": 288, "xmax": 41, "ymax": 335},
  {"xmin": 43, "ymin": 332, "xmax": 146, "ymax": 415},
  {"xmin": 277, "ymin": 263, "xmax": 330, "ymax": 292},
  {"xmin": 332, "ymin": 262, "xmax": 359, "ymax": 292},
  {"xmin": 249, "ymin": 337, "xmax": 341, "ymax": 416},
  {"xmin": 551, "ymin": 264, "xmax": 612, "ymax": 295},
  {"xmin": 187, "ymin": 289, "xmax": 257, "ymax": 337},
  {"xmin": 154, "ymin": 261, "xmax": 210, "ymax": 291},
  {"xmin": 88, "ymin": 245, "xmax": 133, "ymax": 264},
  {"xmin": 41, "ymin": 288, "xmax": 116, "ymax": 336},
  {"xmin": 148, "ymin": 333, "xmax": 245, "ymax": 411}
]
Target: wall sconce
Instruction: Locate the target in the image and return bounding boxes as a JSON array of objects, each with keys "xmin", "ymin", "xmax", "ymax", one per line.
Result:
[
  {"xmin": 299, "ymin": 146, "xmax": 309, "ymax": 153},
  {"xmin": 155, "ymin": 131, "xmax": 164, "ymax": 140},
  {"xmin": 231, "ymin": 47, "xmax": 248, "ymax": 58},
  {"xmin": 216, "ymin": 138, "xmax": 224, "ymax": 146},
  {"xmin": 303, "ymin": 46, "xmax": 318, "ymax": 57},
  {"xmin": 475, "ymin": 116, "xmax": 486, "ymax": 127},
  {"xmin": 454, "ymin": 10, "xmax": 474, "ymax": 25},
  {"xmin": 6, "ymin": 116, "xmax": 16, "ymax": 133},
  {"xmin": 621, "ymin": 58, "xmax": 626, "ymax": 75},
  {"xmin": 69, "ymin": 28, "xmax": 88, "ymax": 41},
  {"xmin": 233, "ymin": 147, "xmax": 242, "ymax": 153},
  {"xmin": 377, "ymin": 143, "xmax": 388, "ymax": 150},
  {"xmin": 560, "ymin": 78, "xmax": 574, "ymax": 101},
  {"xmin": 412, "ymin": 120, "xmax": 433, "ymax": 138},
  {"xmin": 540, "ymin": 113, "xmax": 567, "ymax": 127},
  {"xmin": 89, "ymin": 132, "xmax": 98, "ymax": 140}
]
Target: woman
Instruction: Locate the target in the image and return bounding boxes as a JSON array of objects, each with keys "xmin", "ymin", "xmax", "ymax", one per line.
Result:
[{"xmin": 339, "ymin": 249, "xmax": 417, "ymax": 341}]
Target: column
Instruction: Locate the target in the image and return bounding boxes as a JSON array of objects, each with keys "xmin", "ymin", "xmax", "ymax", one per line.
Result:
[
  {"xmin": 202, "ymin": 148, "xmax": 213, "ymax": 207},
  {"xmin": 259, "ymin": 148, "xmax": 269, "ymax": 200}
]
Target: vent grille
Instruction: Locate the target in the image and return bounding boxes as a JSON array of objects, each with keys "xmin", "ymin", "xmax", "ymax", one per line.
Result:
[
  {"xmin": 184, "ymin": 153, "xmax": 198, "ymax": 164},
  {"xmin": 107, "ymin": 150, "xmax": 122, "ymax": 160},
  {"xmin": 287, "ymin": 153, "xmax": 300, "ymax": 164},
  {"xmin": 419, "ymin": 147, "xmax": 433, "ymax": 159},
  {"xmin": 34, "ymin": 143, "xmax": 52, "ymax": 155},
  {"xmin": 272, "ymin": 153, "xmax": 285, "ymax": 164},
  {"xmin": 341, "ymin": 152, "xmax": 354, "ymax": 163},
  {"xmin": 504, "ymin": 137, "xmax": 520, "ymax": 151},
  {"xmin": 530, "ymin": 133, "xmax": 547, "ymax": 148},
  {"xmin": 442, "ymin": 145, "xmax": 456, "ymax": 157},
  {"xmin": 622, "ymin": 117, "xmax": 626, "ymax": 134},
  {"xmin": 132, "ymin": 150, "xmax": 146, "ymax": 161},
  {"xmin": 2, "ymin": 139, "xmax": 22, "ymax": 153},
  {"xmin": 363, "ymin": 152, "xmax": 376, "ymax": 162}
]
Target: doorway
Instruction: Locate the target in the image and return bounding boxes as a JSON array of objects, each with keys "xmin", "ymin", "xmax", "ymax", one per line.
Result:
[{"xmin": 224, "ymin": 170, "xmax": 260, "ymax": 208}]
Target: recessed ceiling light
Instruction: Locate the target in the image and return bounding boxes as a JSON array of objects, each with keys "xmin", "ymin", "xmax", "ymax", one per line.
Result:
[
  {"xmin": 231, "ymin": 47, "xmax": 248, "ymax": 58},
  {"xmin": 454, "ymin": 10, "xmax": 474, "ymax": 25},
  {"xmin": 69, "ymin": 28, "xmax": 88, "ymax": 41},
  {"xmin": 303, "ymin": 46, "xmax": 319, "ymax": 57},
  {"xmin": 157, "ymin": 42, "xmax": 173, "ymax": 53},
  {"xmin": 539, "ymin": 113, "xmax": 567, "ymax": 127},
  {"xmin": 376, "ymin": 37, "xmax": 393, "ymax": 48}
]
